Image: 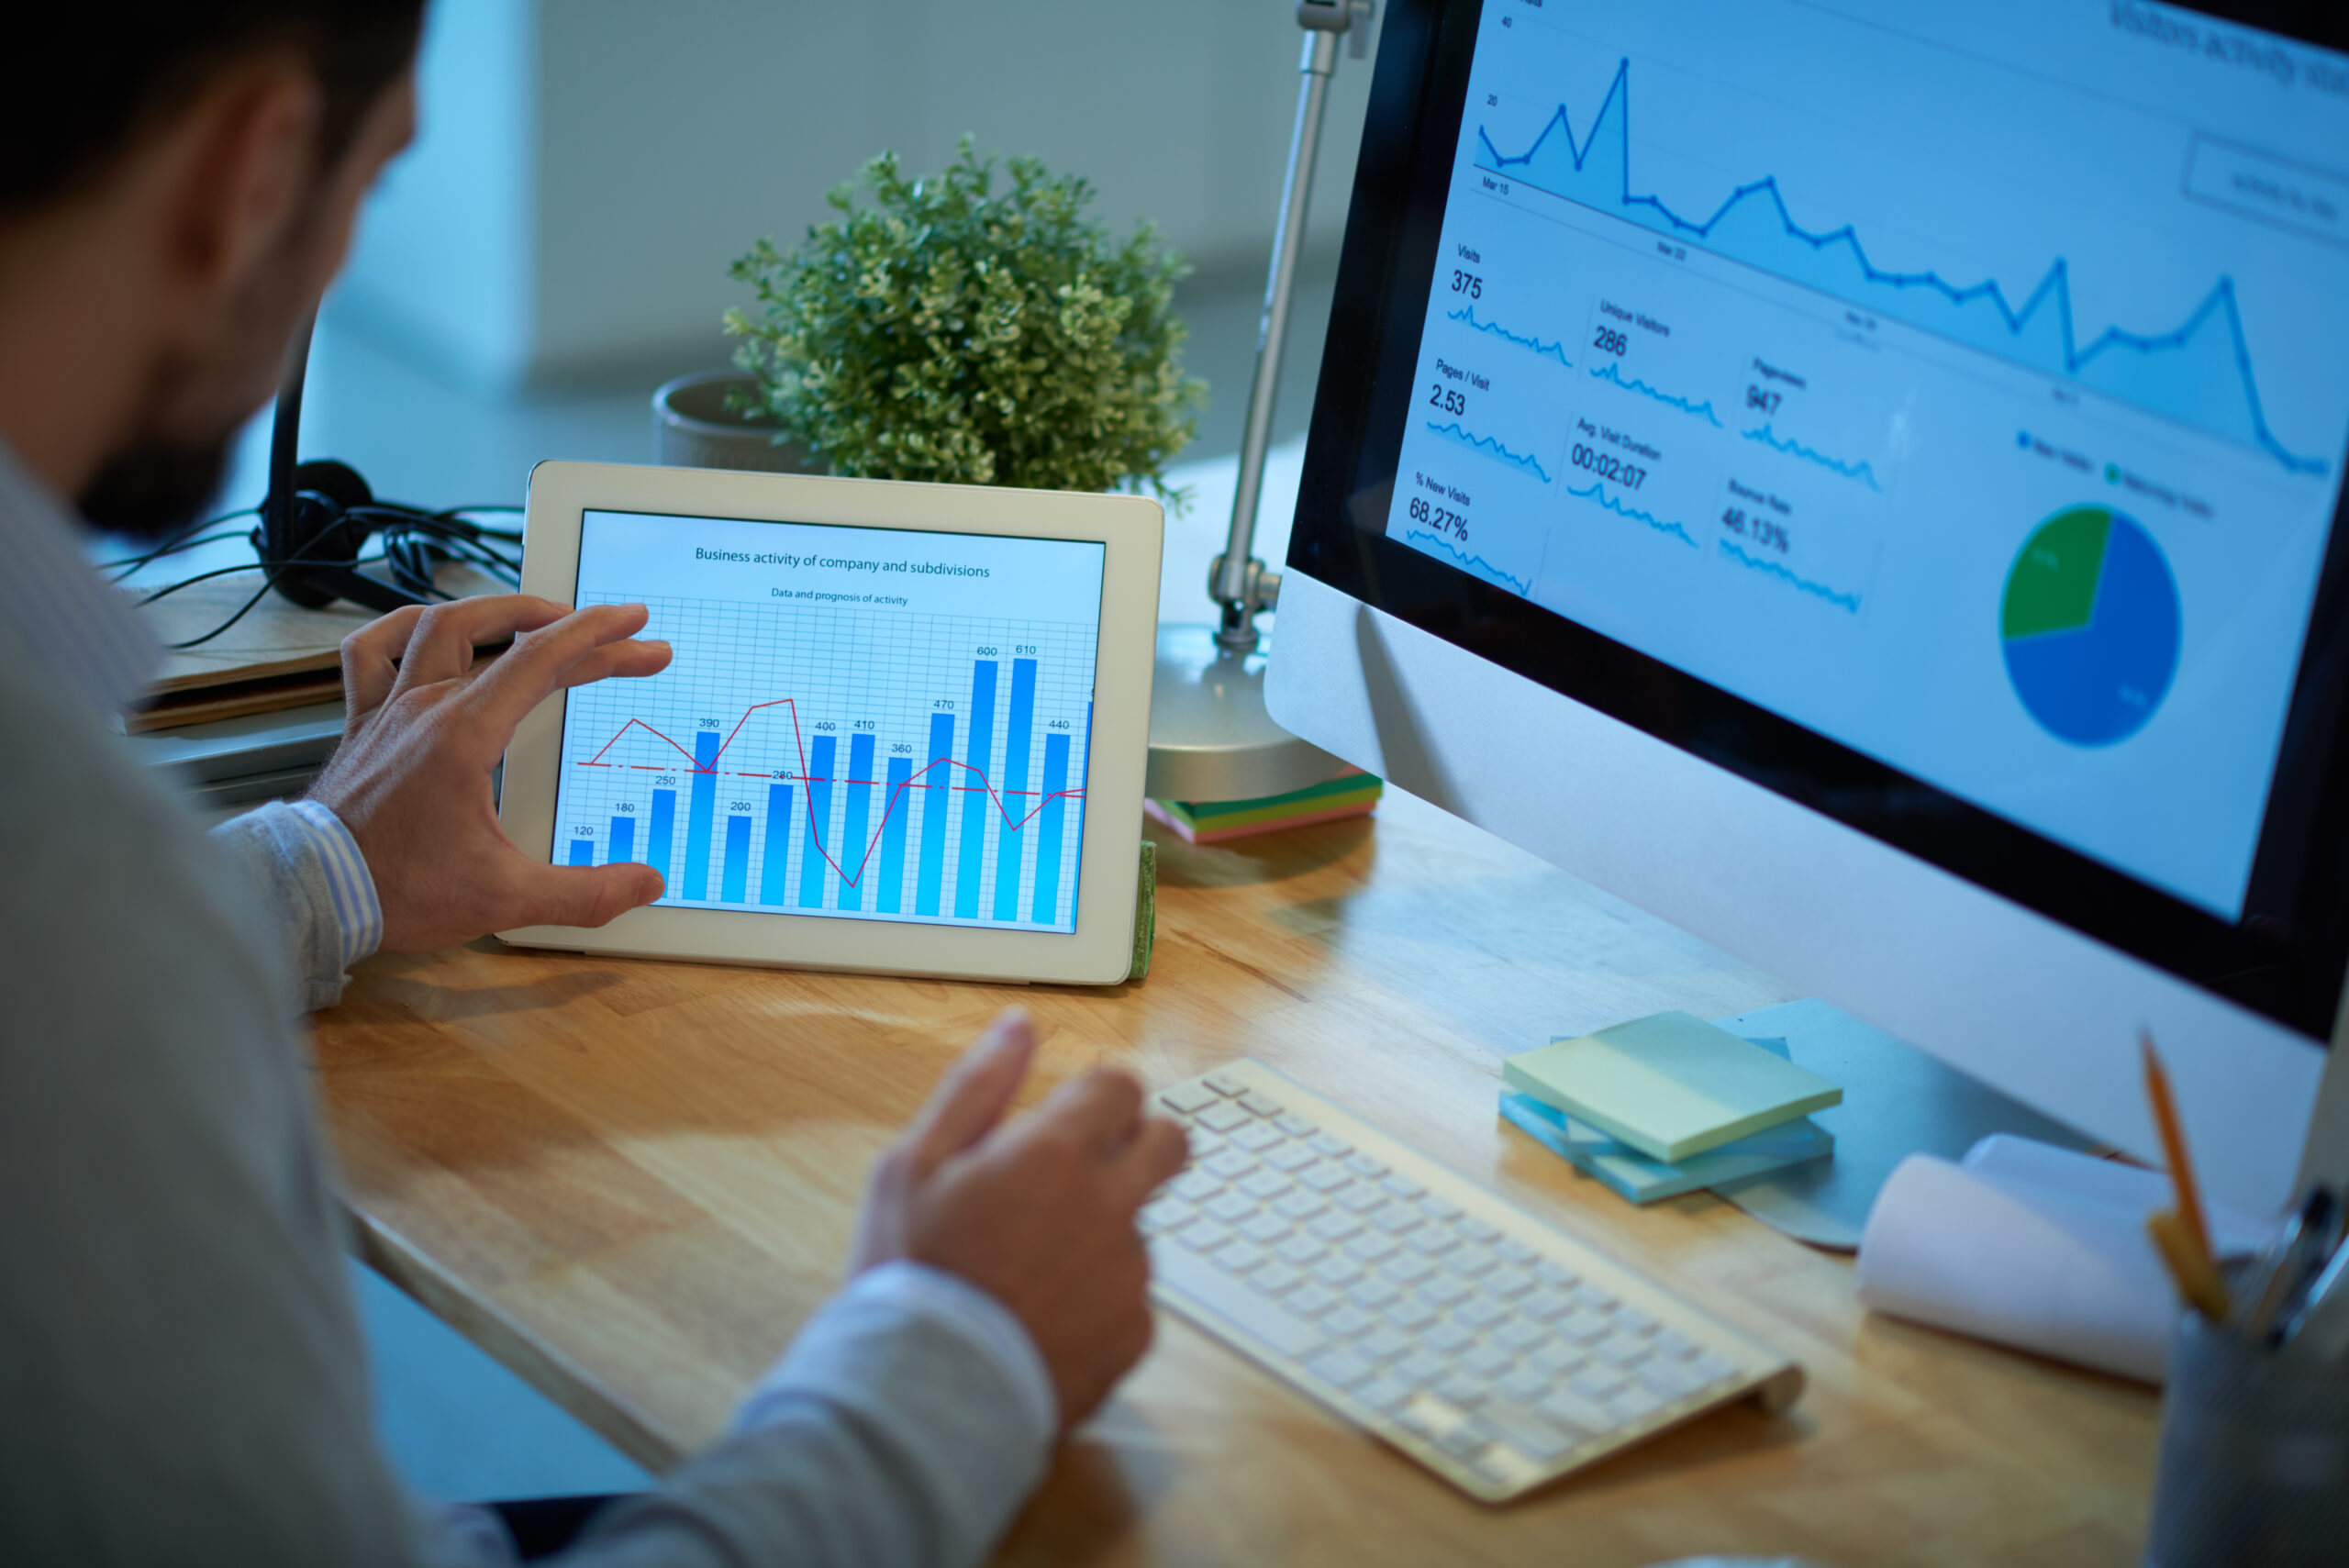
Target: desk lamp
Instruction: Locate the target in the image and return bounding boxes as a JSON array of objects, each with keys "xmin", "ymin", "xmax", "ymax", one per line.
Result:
[{"xmin": 1144, "ymin": 0, "xmax": 1376, "ymax": 813}]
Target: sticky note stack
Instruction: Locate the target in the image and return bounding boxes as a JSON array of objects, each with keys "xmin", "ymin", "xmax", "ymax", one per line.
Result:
[
  {"xmin": 1144, "ymin": 769, "xmax": 1383, "ymax": 844},
  {"xmin": 1499, "ymin": 1011, "xmax": 1841, "ymax": 1205}
]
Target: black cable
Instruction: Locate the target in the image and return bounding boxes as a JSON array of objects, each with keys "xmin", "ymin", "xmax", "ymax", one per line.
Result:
[
  {"xmin": 137, "ymin": 548, "xmax": 397, "ymax": 607},
  {"xmin": 99, "ymin": 506, "xmax": 262, "ymax": 575}
]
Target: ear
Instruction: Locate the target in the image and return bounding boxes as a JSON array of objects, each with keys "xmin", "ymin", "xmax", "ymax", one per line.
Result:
[{"xmin": 155, "ymin": 58, "xmax": 324, "ymax": 312}]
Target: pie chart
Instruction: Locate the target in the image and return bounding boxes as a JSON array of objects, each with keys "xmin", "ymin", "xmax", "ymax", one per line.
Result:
[{"xmin": 2000, "ymin": 506, "xmax": 2180, "ymax": 746}]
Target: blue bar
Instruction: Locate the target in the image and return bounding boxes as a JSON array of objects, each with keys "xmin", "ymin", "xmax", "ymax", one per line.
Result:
[
  {"xmin": 1031, "ymin": 731, "xmax": 1070, "ymax": 925},
  {"xmin": 956, "ymin": 661, "xmax": 997, "ymax": 918},
  {"xmin": 608, "ymin": 814, "xmax": 635, "ymax": 863},
  {"xmin": 760, "ymin": 783, "xmax": 793, "ymax": 904},
  {"xmin": 877, "ymin": 755, "xmax": 912, "ymax": 914},
  {"xmin": 916, "ymin": 712, "xmax": 954, "ymax": 916},
  {"xmin": 648, "ymin": 788, "xmax": 676, "ymax": 888},
  {"xmin": 721, "ymin": 814, "xmax": 751, "ymax": 903},
  {"xmin": 684, "ymin": 729, "xmax": 719, "ymax": 899},
  {"xmin": 567, "ymin": 838, "xmax": 594, "ymax": 866},
  {"xmin": 993, "ymin": 658, "xmax": 1037, "ymax": 921},
  {"xmin": 840, "ymin": 732, "xmax": 875, "ymax": 911},
  {"xmin": 799, "ymin": 734, "xmax": 836, "ymax": 909}
]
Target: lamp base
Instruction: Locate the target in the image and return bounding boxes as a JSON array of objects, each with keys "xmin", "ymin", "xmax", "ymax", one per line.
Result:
[{"xmin": 1145, "ymin": 624, "xmax": 1348, "ymax": 801}]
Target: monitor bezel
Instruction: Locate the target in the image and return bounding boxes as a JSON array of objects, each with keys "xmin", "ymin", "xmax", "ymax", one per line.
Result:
[{"xmin": 1284, "ymin": 0, "xmax": 2349, "ymax": 1040}]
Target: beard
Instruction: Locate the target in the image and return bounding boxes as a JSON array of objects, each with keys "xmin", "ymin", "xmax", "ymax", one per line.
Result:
[{"xmin": 76, "ymin": 428, "xmax": 237, "ymax": 544}]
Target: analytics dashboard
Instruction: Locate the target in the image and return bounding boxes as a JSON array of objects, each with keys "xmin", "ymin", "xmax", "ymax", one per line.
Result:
[{"xmin": 1380, "ymin": 0, "xmax": 2349, "ymax": 918}]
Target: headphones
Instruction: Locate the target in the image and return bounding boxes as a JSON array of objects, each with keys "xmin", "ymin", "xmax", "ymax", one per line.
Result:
[{"xmin": 251, "ymin": 314, "xmax": 520, "ymax": 613}]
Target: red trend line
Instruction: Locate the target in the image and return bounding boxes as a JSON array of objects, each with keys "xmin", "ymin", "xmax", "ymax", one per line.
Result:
[{"xmin": 578, "ymin": 696, "xmax": 1085, "ymax": 890}]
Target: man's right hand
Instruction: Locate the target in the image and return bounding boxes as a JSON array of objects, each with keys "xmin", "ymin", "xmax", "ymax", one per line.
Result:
[{"xmin": 852, "ymin": 1012, "xmax": 1188, "ymax": 1432}]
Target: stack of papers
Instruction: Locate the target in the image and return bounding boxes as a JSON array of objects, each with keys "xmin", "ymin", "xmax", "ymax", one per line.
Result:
[{"xmin": 1500, "ymin": 1012, "xmax": 1842, "ymax": 1205}]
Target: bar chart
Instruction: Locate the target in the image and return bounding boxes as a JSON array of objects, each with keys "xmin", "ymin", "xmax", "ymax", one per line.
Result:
[{"xmin": 552, "ymin": 590, "xmax": 1099, "ymax": 934}]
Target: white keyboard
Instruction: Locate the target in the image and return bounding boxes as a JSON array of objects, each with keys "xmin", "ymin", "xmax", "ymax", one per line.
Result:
[{"xmin": 1143, "ymin": 1059, "xmax": 1804, "ymax": 1502}]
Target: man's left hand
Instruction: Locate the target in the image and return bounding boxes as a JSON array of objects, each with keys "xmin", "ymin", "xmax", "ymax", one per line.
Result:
[{"xmin": 306, "ymin": 595, "xmax": 673, "ymax": 951}]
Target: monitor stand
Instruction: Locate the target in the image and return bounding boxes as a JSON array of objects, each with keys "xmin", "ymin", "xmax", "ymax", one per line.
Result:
[{"xmin": 1706, "ymin": 998, "xmax": 2095, "ymax": 1251}]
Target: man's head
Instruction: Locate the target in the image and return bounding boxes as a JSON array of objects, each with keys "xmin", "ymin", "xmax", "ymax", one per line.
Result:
[{"xmin": 1, "ymin": 5, "xmax": 425, "ymax": 539}]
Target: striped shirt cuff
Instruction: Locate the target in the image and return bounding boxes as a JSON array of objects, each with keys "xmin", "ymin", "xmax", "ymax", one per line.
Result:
[{"xmin": 285, "ymin": 800, "xmax": 384, "ymax": 967}]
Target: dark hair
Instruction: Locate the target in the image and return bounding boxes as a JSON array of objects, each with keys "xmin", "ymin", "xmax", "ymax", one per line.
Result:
[{"xmin": 1, "ymin": 3, "xmax": 426, "ymax": 220}]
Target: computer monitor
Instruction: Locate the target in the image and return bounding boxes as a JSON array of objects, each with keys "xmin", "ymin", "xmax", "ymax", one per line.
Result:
[{"xmin": 1265, "ymin": 0, "xmax": 2349, "ymax": 1214}]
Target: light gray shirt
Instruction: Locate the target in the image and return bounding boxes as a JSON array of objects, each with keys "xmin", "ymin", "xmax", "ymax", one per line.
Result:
[{"xmin": 0, "ymin": 441, "xmax": 1055, "ymax": 1567}]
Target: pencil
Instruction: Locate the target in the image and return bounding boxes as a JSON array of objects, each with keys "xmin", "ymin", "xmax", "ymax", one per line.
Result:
[
  {"xmin": 2142, "ymin": 1032, "xmax": 2213, "ymax": 1264},
  {"xmin": 2149, "ymin": 1207, "xmax": 2232, "ymax": 1323}
]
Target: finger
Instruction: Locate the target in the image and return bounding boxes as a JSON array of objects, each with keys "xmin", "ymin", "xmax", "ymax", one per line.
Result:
[
  {"xmin": 462, "ymin": 604, "xmax": 659, "ymax": 736},
  {"xmin": 339, "ymin": 606, "xmax": 428, "ymax": 722},
  {"xmin": 393, "ymin": 595, "xmax": 575, "ymax": 695},
  {"xmin": 906, "ymin": 1011, "xmax": 1037, "ymax": 1175},
  {"xmin": 541, "ymin": 636, "xmax": 673, "ymax": 693},
  {"xmin": 1107, "ymin": 1116, "xmax": 1190, "ymax": 1208},
  {"xmin": 499, "ymin": 859, "xmax": 664, "ymax": 930},
  {"xmin": 1030, "ymin": 1068, "xmax": 1146, "ymax": 1155}
]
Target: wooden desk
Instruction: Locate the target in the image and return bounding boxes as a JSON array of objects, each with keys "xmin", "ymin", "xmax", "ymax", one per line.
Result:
[{"xmin": 314, "ymin": 790, "xmax": 2158, "ymax": 1566}]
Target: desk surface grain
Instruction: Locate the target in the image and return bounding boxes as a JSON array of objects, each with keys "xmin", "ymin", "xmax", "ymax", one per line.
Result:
[{"xmin": 313, "ymin": 790, "xmax": 2157, "ymax": 1567}]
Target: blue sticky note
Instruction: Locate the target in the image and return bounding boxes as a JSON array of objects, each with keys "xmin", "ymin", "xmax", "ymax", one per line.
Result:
[{"xmin": 1499, "ymin": 1090, "xmax": 1833, "ymax": 1206}]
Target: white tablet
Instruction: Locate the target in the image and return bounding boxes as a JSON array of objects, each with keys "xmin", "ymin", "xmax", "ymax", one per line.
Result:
[{"xmin": 496, "ymin": 461, "xmax": 1161, "ymax": 985}]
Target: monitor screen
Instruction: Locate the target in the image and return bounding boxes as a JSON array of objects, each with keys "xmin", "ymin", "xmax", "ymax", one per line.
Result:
[
  {"xmin": 1290, "ymin": 0, "xmax": 2349, "ymax": 1035},
  {"xmin": 553, "ymin": 510, "xmax": 1105, "ymax": 933}
]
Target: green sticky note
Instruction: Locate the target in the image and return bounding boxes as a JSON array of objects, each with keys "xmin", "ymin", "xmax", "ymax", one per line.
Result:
[{"xmin": 1501, "ymin": 1010, "xmax": 1842, "ymax": 1163}]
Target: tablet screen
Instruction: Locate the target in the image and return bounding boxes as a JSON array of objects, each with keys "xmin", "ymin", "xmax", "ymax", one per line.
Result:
[{"xmin": 551, "ymin": 509, "xmax": 1107, "ymax": 934}]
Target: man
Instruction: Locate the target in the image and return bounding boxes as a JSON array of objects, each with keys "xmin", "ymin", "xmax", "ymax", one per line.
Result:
[{"xmin": 0, "ymin": 6, "xmax": 1185, "ymax": 1563}]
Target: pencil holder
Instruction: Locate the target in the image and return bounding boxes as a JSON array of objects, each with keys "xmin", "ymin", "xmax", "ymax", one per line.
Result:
[{"xmin": 2143, "ymin": 1311, "xmax": 2349, "ymax": 1567}]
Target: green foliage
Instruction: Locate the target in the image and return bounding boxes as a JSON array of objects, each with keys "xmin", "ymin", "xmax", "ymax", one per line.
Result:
[{"xmin": 725, "ymin": 138, "xmax": 1205, "ymax": 496}]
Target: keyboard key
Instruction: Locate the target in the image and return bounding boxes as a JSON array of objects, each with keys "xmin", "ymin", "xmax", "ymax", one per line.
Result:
[
  {"xmin": 1497, "ymin": 1368, "xmax": 1553, "ymax": 1406},
  {"xmin": 1306, "ymin": 1349, "xmax": 1374, "ymax": 1388},
  {"xmin": 1405, "ymin": 1227, "xmax": 1458, "ymax": 1256},
  {"xmin": 1574, "ymin": 1283, "xmax": 1619, "ymax": 1311},
  {"xmin": 1562, "ymin": 1310, "xmax": 1615, "ymax": 1344},
  {"xmin": 1479, "ymin": 1401, "xmax": 1577, "ymax": 1463},
  {"xmin": 1357, "ymin": 1327, "xmax": 1413, "ymax": 1362},
  {"xmin": 1344, "ymin": 1152, "xmax": 1386, "ymax": 1179},
  {"xmin": 1354, "ymin": 1376, "xmax": 1412, "ymax": 1414},
  {"xmin": 1196, "ymin": 1102, "xmax": 1252, "ymax": 1134},
  {"xmin": 1455, "ymin": 1296, "xmax": 1510, "ymax": 1329},
  {"xmin": 1265, "ymin": 1143, "xmax": 1318, "ymax": 1173},
  {"xmin": 1309, "ymin": 1132, "xmax": 1351, "ymax": 1158},
  {"xmin": 1312, "ymin": 1257, "xmax": 1364, "ymax": 1291},
  {"xmin": 1606, "ymin": 1385, "xmax": 1665, "ymax": 1425},
  {"xmin": 1636, "ymin": 1361, "xmax": 1700, "ymax": 1400},
  {"xmin": 1434, "ymin": 1373, "xmax": 1491, "ymax": 1409},
  {"xmin": 1689, "ymin": 1353, "xmax": 1739, "ymax": 1386},
  {"xmin": 1534, "ymin": 1390, "xmax": 1609, "ymax": 1438},
  {"xmin": 1383, "ymin": 1297, "xmax": 1441, "ymax": 1332},
  {"xmin": 1275, "ymin": 1112, "xmax": 1317, "ymax": 1138},
  {"xmin": 1276, "ymin": 1235, "xmax": 1326, "ymax": 1267},
  {"xmin": 1187, "ymin": 1131, "xmax": 1229, "ymax": 1162},
  {"xmin": 1512, "ymin": 1285, "xmax": 1569, "ymax": 1323},
  {"xmin": 1175, "ymin": 1218, "xmax": 1231, "ymax": 1252},
  {"xmin": 1251, "ymin": 1263, "xmax": 1304, "ymax": 1296},
  {"xmin": 1494, "ymin": 1239, "xmax": 1536, "ymax": 1265},
  {"xmin": 1206, "ymin": 1193, "xmax": 1255, "ymax": 1224},
  {"xmin": 1170, "ymin": 1170, "xmax": 1220, "ymax": 1202},
  {"xmin": 1461, "ymin": 1344, "xmax": 1513, "ymax": 1378},
  {"xmin": 1274, "ymin": 1191, "xmax": 1328, "ymax": 1223},
  {"xmin": 1370, "ymin": 1206, "xmax": 1424, "ymax": 1236},
  {"xmin": 1201, "ymin": 1151, "xmax": 1257, "ymax": 1181},
  {"xmin": 1381, "ymin": 1254, "xmax": 1438, "ymax": 1285},
  {"xmin": 1237, "ymin": 1170, "xmax": 1292, "ymax": 1201},
  {"xmin": 1594, "ymin": 1337, "xmax": 1652, "ymax": 1369},
  {"xmin": 1346, "ymin": 1277, "xmax": 1402, "ymax": 1311},
  {"xmin": 1382, "ymin": 1174, "xmax": 1425, "ymax": 1201},
  {"xmin": 1418, "ymin": 1195, "xmax": 1463, "ymax": 1223},
  {"xmin": 1417, "ymin": 1275, "xmax": 1474, "ymax": 1307},
  {"xmin": 1334, "ymin": 1184, "xmax": 1387, "ymax": 1213},
  {"xmin": 1321, "ymin": 1306, "xmax": 1376, "ymax": 1339},
  {"xmin": 1446, "ymin": 1245, "xmax": 1497, "ymax": 1277},
  {"xmin": 1298, "ymin": 1162, "xmax": 1353, "ymax": 1192},
  {"xmin": 1655, "ymin": 1330, "xmax": 1698, "ymax": 1361},
  {"xmin": 1217, "ymin": 1242, "xmax": 1268, "ymax": 1273},
  {"xmin": 1457, "ymin": 1217, "xmax": 1499, "ymax": 1243},
  {"xmin": 1567, "ymin": 1370, "xmax": 1627, "ymax": 1404},
  {"xmin": 1203, "ymin": 1073, "xmax": 1248, "ymax": 1096},
  {"xmin": 1436, "ymin": 1418, "xmax": 1494, "ymax": 1461},
  {"xmin": 1610, "ymin": 1306, "xmax": 1660, "ymax": 1338},
  {"xmin": 1482, "ymin": 1266, "xmax": 1533, "ymax": 1298},
  {"xmin": 1425, "ymin": 1319, "xmax": 1477, "ymax": 1353},
  {"xmin": 1161, "ymin": 1084, "xmax": 1219, "ymax": 1115},
  {"xmin": 1393, "ymin": 1351, "xmax": 1448, "ymax": 1389},
  {"xmin": 1532, "ymin": 1261, "xmax": 1577, "ymax": 1288},
  {"xmin": 1493, "ymin": 1319, "xmax": 1551, "ymax": 1353},
  {"xmin": 1141, "ymin": 1198, "xmax": 1197, "ymax": 1234},
  {"xmin": 1231, "ymin": 1122, "xmax": 1285, "ymax": 1153},
  {"xmin": 1240, "ymin": 1091, "xmax": 1285, "ymax": 1118},
  {"xmin": 1308, "ymin": 1212, "xmax": 1363, "ymax": 1243},
  {"xmin": 1286, "ymin": 1284, "xmax": 1341, "ymax": 1318},
  {"xmin": 1239, "ymin": 1213, "xmax": 1290, "ymax": 1245},
  {"xmin": 1344, "ymin": 1233, "xmax": 1399, "ymax": 1264},
  {"xmin": 1529, "ymin": 1342, "xmax": 1590, "ymax": 1377}
]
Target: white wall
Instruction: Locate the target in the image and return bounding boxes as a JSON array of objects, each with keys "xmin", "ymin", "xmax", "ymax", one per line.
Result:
[{"xmin": 335, "ymin": 0, "xmax": 1379, "ymax": 390}]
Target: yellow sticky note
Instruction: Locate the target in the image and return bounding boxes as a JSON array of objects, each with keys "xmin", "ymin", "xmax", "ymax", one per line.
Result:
[{"xmin": 1502, "ymin": 1011, "xmax": 1842, "ymax": 1164}]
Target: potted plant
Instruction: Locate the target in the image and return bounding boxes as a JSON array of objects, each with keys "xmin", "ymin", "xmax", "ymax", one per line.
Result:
[{"xmin": 722, "ymin": 138, "xmax": 1203, "ymax": 497}]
